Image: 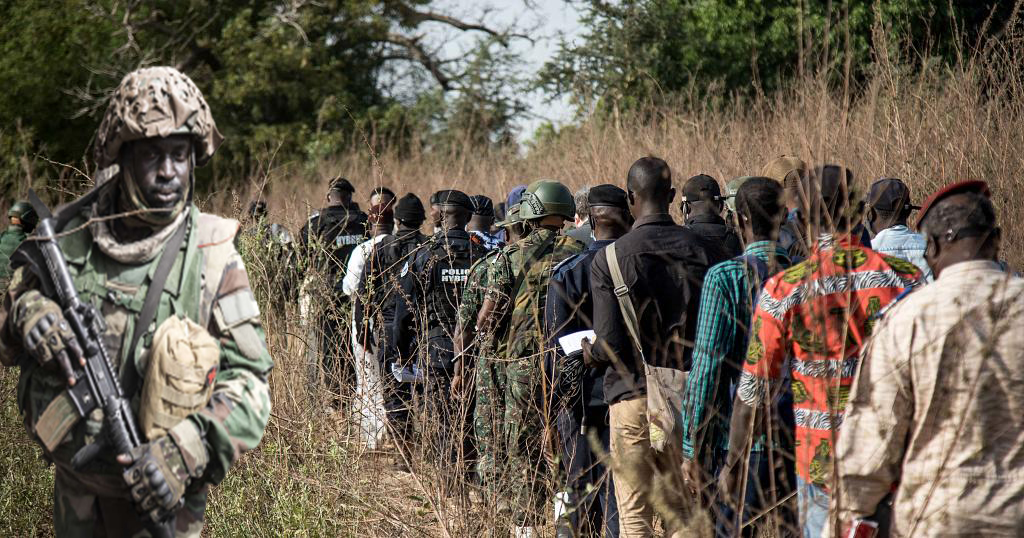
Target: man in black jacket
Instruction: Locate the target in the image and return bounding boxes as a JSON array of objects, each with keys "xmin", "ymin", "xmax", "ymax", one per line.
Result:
[
  {"xmin": 301, "ymin": 177, "xmax": 368, "ymax": 402},
  {"xmin": 393, "ymin": 190, "xmax": 487, "ymax": 483},
  {"xmin": 682, "ymin": 174, "xmax": 742, "ymax": 258},
  {"xmin": 584, "ymin": 157, "xmax": 722, "ymax": 537}
]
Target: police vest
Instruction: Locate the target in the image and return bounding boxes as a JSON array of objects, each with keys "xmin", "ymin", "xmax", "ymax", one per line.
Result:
[
  {"xmin": 421, "ymin": 234, "xmax": 486, "ymax": 337},
  {"xmin": 370, "ymin": 231, "xmax": 428, "ymax": 322}
]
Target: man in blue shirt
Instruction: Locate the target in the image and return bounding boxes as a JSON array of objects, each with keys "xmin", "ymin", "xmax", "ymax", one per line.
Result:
[
  {"xmin": 546, "ymin": 184, "xmax": 632, "ymax": 538},
  {"xmin": 864, "ymin": 178, "xmax": 931, "ymax": 281}
]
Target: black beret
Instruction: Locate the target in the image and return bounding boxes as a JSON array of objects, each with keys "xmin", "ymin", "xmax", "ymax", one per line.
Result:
[
  {"xmin": 588, "ymin": 184, "xmax": 628, "ymax": 210},
  {"xmin": 329, "ymin": 176, "xmax": 355, "ymax": 193},
  {"xmin": 432, "ymin": 189, "xmax": 473, "ymax": 210},
  {"xmin": 395, "ymin": 193, "xmax": 426, "ymax": 222},
  {"xmin": 470, "ymin": 195, "xmax": 495, "ymax": 216}
]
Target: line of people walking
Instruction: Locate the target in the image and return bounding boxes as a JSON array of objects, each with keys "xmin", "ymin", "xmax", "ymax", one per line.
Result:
[{"xmin": 243, "ymin": 154, "xmax": 1021, "ymax": 538}]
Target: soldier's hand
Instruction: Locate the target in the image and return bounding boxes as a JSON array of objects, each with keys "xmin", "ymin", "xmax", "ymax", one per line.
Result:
[
  {"xmin": 14, "ymin": 290, "xmax": 83, "ymax": 385},
  {"xmin": 119, "ymin": 436, "xmax": 191, "ymax": 523},
  {"xmin": 450, "ymin": 375, "xmax": 463, "ymax": 397}
]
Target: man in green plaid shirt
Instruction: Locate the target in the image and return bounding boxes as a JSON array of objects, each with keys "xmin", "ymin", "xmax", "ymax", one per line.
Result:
[{"xmin": 680, "ymin": 177, "xmax": 793, "ymax": 536}]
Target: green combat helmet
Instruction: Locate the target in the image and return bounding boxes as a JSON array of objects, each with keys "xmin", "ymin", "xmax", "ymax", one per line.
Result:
[
  {"xmin": 9, "ymin": 200, "xmax": 37, "ymax": 226},
  {"xmin": 725, "ymin": 176, "xmax": 756, "ymax": 213},
  {"xmin": 519, "ymin": 179, "xmax": 575, "ymax": 220}
]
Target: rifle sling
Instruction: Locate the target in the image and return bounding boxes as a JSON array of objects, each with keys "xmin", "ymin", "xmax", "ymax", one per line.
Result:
[{"xmin": 122, "ymin": 217, "xmax": 190, "ymax": 397}]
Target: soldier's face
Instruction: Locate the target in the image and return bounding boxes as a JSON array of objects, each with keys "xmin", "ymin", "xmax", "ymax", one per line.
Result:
[{"xmin": 128, "ymin": 136, "xmax": 191, "ymax": 209}]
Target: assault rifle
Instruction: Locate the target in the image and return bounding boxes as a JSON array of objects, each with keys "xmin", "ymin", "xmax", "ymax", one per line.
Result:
[{"xmin": 27, "ymin": 190, "xmax": 173, "ymax": 538}]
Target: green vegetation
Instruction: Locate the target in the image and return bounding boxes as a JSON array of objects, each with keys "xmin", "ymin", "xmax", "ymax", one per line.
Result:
[{"xmin": 538, "ymin": 0, "xmax": 1017, "ymax": 114}]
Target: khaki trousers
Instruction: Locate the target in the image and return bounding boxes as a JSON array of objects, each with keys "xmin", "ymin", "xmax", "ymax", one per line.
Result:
[{"xmin": 610, "ymin": 396, "xmax": 690, "ymax": 538}]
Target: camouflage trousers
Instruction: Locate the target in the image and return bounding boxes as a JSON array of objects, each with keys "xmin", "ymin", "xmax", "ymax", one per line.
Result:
[
  {"xmin": 54, "ymin": 468, "xmax": 206, "ymax": 538},
  {"xmin": 503, "ymin": 356, "xmax": 552, "ymax": 526},
  {"xmin": 473, "ymin": 349, "xmax": 507, "ymax": 488}
]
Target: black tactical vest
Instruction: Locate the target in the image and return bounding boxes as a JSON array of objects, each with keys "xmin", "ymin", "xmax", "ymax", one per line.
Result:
[
  {"xmin": 371, "ymin": 230, "xmax": 427, "ymax": 323},
  {"xmin": 420, "ymin": 231, "xmax": 486, "ymax": 337}
]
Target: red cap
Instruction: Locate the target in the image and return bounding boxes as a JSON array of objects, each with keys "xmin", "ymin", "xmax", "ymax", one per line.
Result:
[{"xmin": 915, "ymin": 180, "xmax": 990, "ymax": 229}]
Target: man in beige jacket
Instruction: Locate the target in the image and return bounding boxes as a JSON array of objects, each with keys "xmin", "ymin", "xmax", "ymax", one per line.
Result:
[{"xmin": 831, "ymin": 180, "xmax": 1024, "ymax": 537}]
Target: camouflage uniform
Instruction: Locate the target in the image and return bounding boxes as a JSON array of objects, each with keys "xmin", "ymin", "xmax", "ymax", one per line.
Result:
[
  {"xmin": 0, "ymin": 67, "xmax": 271, "ymax": 537},
  {"xmin": 458, "ymin": 247, "xmax": 504, "ymax": 485},
  {"xmin": 0, "ymin": 222, "xmax": 27, "ymax": 290},
  {"xmin": 486, "ymin": 227, "xmax": 584, "ymax": 523}
]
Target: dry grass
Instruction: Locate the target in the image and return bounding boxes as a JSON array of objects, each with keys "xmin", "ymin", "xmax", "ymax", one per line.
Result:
[{"xmin": 4, "ymin": 24, "xmax": 1024, "ymax": 538}]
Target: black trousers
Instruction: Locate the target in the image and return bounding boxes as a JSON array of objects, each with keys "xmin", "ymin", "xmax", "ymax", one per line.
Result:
[{"xmin": 556, "ymin": 406, "xmax": 619, "ymax": 538}]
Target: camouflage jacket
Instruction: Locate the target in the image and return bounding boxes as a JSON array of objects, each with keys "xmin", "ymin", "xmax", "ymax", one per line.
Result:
[
  {"xmin": 0, "ymin": 224, "xmax": 27, "ymax": 288},
  {"xmin": 0, "ymin": 205, "xmax": 272, "ymax": 496},
  {"xmin": 457, "ymin": 247, "xmax": 502, "ymax": 359},
  {"xmin": 485, "ymin": 228, "xmax": 584, "ymax": 363}
]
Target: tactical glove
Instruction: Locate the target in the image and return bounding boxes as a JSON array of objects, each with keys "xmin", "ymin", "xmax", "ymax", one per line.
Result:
[
  {"xmin": 121, "ymin": 421, "xmax": 209, "ymax": 523},
  {"xmin": 13, "ymin": 290, "xmax": 83, "ymax": 383}
]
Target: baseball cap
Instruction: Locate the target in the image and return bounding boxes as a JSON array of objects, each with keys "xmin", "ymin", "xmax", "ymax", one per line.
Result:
[
  {"xmin": 724, "ymin": 176, "xmax": 756, "ymax": 212},
  {"xmin": 681, "ymin": 174, "xmax": 725, "ymax": 203},
  {"xmin": 867, "ymin": 178, "xmax": 919, "ymax": 213}
]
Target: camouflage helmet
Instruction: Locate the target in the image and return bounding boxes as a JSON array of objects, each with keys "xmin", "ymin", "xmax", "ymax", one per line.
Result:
[
  {"xmin": 95, "ymin": 67, "xmax": 223, "ymax": 170},
  {"xmin": 519, "ymin": 179, "xmax": 575, "ymax": 221},
  {"xmin": 725, "ymin": 176, "xmax": 756, "ymax": 212}
]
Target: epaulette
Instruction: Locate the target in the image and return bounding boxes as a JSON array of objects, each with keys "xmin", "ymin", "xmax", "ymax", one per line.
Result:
[{"xmin": 552, "ymin": 250, "xmax": 586, "ymax": 275}]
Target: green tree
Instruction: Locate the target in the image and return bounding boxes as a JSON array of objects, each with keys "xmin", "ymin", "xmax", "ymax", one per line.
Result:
[
  {"xmin": 0, "ymin": 0, "xmax": 531, "ymax": 193},
  {"xmin": 538, "ymin": 0, "xmax": 1018, "ymax": 115}
]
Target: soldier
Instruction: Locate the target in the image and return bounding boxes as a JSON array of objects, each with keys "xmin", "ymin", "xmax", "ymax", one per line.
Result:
[
  {"xmin": 0, "ymin": 201, "xmax": 38, "ymax": 290},
  {"xmin": 299, "ymin": 176, "xmax": 367, "ymax": 405},
  {"xmin": 244, "ymin": 200, "xmax": 297, "ymax": 306},
  {"xmin": 452, "ymin": 185, "xmax": 527, "ymax": 495},
  {"xmin": 358, "ymin": 193, "xmax": 429, "ymax": 466},
  {"xmin": 476, "ymin": 179, "xmax": 585, "ymax": 535},
  {"xmin": 0, "ymin": 67, "xmax": 271, "ymax": 537},
  {"xmin": 392, "ymin": 190, "xmax": 487, "ymax": 484}
]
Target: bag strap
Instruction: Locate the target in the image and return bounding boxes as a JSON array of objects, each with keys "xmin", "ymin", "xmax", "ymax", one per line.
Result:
[
  {"xmin": 121, "ymin": 217, "xmax": 190, "ymax": 395},
  {"xmin": 605, "ymin": 242, "xmax": 645, "ymax": 362}
]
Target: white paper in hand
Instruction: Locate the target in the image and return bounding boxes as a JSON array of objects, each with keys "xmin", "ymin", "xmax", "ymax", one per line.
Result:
[{"xmin": 558, "ymin": 330, "xmax": 596, "ymax": 355}]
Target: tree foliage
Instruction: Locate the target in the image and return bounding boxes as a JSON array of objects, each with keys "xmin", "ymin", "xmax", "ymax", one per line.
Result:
[
  {"xmin": 0, "ymin": 0, "xmax": 529, "ymax": 195},
  {"xmin": 538, "ymin": 0, "xmax": 1020, "ymax": 115}
]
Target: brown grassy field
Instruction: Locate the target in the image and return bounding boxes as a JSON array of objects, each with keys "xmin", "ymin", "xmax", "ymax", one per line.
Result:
[{"xmin": 3, "ymin": 31, "xmax": 1024, "ymax": 538}]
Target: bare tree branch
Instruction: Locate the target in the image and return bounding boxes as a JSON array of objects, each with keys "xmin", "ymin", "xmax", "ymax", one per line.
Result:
[{"xmin": 381, "ymin": 33, "xmax": 453, "ymax": 91}]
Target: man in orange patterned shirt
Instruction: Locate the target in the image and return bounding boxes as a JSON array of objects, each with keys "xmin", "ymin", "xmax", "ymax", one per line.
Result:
[{"xmin": 718, "ymin": 165, "xmax": 921, "ymax": 538}]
